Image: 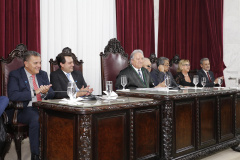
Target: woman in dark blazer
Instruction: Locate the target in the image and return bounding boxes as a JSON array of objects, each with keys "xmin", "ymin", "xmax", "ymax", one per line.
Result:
[{"xmin": 175, "ymin": 59, "xmax": 194, "ymax": 87}]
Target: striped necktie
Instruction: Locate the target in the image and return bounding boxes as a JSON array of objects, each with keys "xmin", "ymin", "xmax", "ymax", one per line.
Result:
[
  {"xmin": 206, "ymin": 72, "xmax": 212, "ymax": 82},
  {"xmin": 138, "ymin": 69, "xmax": 144, "ymax": 81}
]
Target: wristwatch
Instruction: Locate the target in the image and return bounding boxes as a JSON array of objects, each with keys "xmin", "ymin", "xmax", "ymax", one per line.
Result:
[{"xmin": 33, "ymin": 90, "xmax": 36, "ymax": 96}]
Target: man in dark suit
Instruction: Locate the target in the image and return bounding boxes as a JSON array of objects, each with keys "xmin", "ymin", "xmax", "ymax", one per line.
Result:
[
  {"xmin": 116, "ymin": 49, "xmax": 163, "ymax": 89},
  {"xmin": 197, "ymin": 58, "xmax": 223, "ymax": 87},
  {"xmin": 7, "ymin": 51, "xmax": 54, "ymax": 160},
  {"xmin": 151, "ymin": 57, "xmax": 178, "ymax": 87},
  {"xmin": 50, "ymin": 48, "xmax": 93, "ymax": 99}
]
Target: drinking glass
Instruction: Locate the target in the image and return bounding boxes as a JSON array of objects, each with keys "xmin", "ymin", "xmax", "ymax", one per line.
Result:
[
  {"xmin": 121, "ymin": 75, "xmax": 127, "ymax": 90},
  {"xmin": 165, "ymin": 75, "xmax": 171, "ymax": 92},
  {"xmin": 193, "ymin": 75, "xmax": 199, "ymax": 88},
  {"xmin": 67, "ymin": 82, "xmax": 77, "ymax": 100},
  {"xmin": 201, "ymin": 77, "xmax": 206, "ymax": 88},
  {"xmin": 218, "ymin": 78, "xmax": 223, "ymax": 87},
  {"xmin": 106, "ymin": 81, "xmax": 113, "ymax": 99}
]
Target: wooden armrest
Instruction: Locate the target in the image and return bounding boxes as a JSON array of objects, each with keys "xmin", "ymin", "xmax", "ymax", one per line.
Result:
[
  {"xmin": 2, "ymin": 112, "xmax": 9, "ymax": 125},
  {"xmin": 7, "ymin": 101, "xmax": 24, "ymax": 124},
  {"xmin": 8, "ymin": 101, "xmax": 24, "ymax": 109}
]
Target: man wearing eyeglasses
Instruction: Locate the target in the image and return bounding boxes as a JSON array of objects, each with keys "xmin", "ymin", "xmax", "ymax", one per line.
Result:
[
  {"xmin": 143, "ymin": 58, "xmax": 152, "ymax": 73},
  {"xmin": 151, "ymin": 57, "xmax": 178, "ymax": 87}
]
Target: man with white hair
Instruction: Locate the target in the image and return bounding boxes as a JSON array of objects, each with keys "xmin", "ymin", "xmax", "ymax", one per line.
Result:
[{"xmin": 116, "ymin": 49, "xmax": 161, "ymax": 89}]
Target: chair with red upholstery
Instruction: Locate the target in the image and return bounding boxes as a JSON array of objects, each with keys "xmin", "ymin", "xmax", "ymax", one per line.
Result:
[
  {"xmin": 100, "ymin": 38, "xmax": 128, "ymax": 92},
  {"xmin": 0, "ymin": 44, "xmax": 29, "ymax": 160},
  {"xmin": 49, "ymin": 47, "xmax": 83, "ymax": 73}
]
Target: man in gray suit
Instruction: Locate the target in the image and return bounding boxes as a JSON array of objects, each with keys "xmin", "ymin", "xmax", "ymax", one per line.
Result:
[
  {"xmin": 197, "ymin": 58, "xmax": 223, "ymax": 87},
  {"xmin": 115, "ymin": 49, "xmax": 162, "ymax": 89}
]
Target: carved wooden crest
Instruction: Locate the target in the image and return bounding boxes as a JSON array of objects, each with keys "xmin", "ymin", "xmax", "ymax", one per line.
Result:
[
  {"xmin": 0, "ymin": 43, "xmax": 27, "ymax": 63},
  {"xmin": 149, "ymin": 53, "xmax": 157, "ymax": 63},
  {"xmin": 100, "ymin": 38, "xmax": 128, "ymax": 59},
  {"xmin": 169, "ymin": 54, "xmax": 181, "ymax": 66},
  {"xmin": 49, "ymin": 47, "xmax": 83, "ymax": 70}
]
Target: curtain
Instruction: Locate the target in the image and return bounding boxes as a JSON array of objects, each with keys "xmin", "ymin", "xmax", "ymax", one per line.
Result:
[
  {"xmin": 40, "ymin": 0, "xmax": 117, "ymax": 95},
  {"xmin": 116, "ymin": 0, "xmax": 155, "ymax": 57},
  {"xmin": 158, "ymin": 0, "xmax": 224, "ymax": 78},
  {"xmin": 0, "ymin": 0, "xmax": 40, "ymax": 96},
  {"xmin": 0, "ymin": 0, "xmax": 40, "ymax": 56}
]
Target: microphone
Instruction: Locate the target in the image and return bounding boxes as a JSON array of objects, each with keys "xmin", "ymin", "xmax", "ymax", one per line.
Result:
[{"xmin": 53, "ymin": 91, "xmax": 90, "ymax": 93}]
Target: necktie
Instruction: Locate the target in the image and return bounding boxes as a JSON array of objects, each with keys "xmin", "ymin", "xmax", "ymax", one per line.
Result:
[
  {"xmin": 138, "ymin": 69, "xmax": 143, "ymax": 81},
  {"xmin": 66, "ymin": 73, "xmax": 79, "ymax": 92},
  {"xmin": 206, "ymin": 72, "xmax": 212, "ymax": 82},
  {"xmin": 31, "ymin": 75, "xmax": 42, "ymax": 101},
  {"xmin": 66, "ymin": 73, "xmax": 71, "ymax": 82}
]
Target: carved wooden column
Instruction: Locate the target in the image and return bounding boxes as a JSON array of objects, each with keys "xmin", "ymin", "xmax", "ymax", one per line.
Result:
[
  {"xmin": 77, "ymin": 115, "xmax": 92, "ymax": 160},
  {"xmin": 162, "ymin": 100, "xmax": 173, "ymax": 160}
]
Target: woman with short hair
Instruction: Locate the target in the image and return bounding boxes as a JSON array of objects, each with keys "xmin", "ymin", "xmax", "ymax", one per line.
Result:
[{"xmin": 175, "ymin": 59, "xmax": 194, "ymax": 87}]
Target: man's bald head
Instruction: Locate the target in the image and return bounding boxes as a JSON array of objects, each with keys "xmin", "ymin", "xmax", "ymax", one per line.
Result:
[{"xmin": 143, "ymin": 58, "xmax": 152, "ymax": 72}]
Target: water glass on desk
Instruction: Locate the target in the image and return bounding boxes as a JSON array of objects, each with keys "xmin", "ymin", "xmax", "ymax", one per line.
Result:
[
  {"xmin": 106, "ymin": 81, "xmax": 113, "ymax": 99},
  {"xmin": 193, "ymin": 75, "xmax": 199, "ymax": 88},
  {"xmin": 201, "ymin": 77, "xmax": 206, "ymax": 88},
  {"xmin": 67, "ymin": 82, "xmax": 77, "ymax": 100},
  {"xmin": 165, "ymin": 75, "xmax": 171, "ymax": 92},
  {"xmin": 121, "ymin": 75, "xmax": 127, "ymax": 90}
]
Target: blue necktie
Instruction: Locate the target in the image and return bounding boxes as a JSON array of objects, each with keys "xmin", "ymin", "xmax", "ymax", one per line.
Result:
[
  {"xmin": 66, "ymin": 73, "xmax": 79, "ymax": 92},
  {"xmin": 66, "ymin": 73, "xmax": 71, "ymax": 82}
]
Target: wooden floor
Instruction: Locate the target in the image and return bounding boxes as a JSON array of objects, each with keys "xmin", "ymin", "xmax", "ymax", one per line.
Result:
[{"xmin": 4, "ymin": 138, "xmax": 240, "ymax": 160}]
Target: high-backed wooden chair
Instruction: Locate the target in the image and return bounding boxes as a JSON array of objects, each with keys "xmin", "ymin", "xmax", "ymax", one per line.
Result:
[
  {"xmin": 0, "ymin": 44, "xmax": 29, "ymax": 160},
  {"xmin": 169, "ymin": 54, "xmax": 181, "ymax": 78},
  {"xmin": 100, "ymin": 38, "xmax": 128, "ymax": 92},
  {"xmin": 149, "ymin": 53, "xmax": 158, "ymax": 70},
  {"xmin": 49, "ymin": 47, "xmax": 83, "ymax": 73}
]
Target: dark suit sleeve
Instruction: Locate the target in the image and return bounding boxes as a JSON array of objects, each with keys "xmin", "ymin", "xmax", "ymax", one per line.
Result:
[
  {"xmin": 7, "ymin": 71, "xmax": 32, "ymax": 102},
  {"xmin": 115, "ymin": 70, "xmax": 124, "ymax": 90},
  {"xmin": 41, "ymin": 72, "xmax": 55, "ymax": 99},
  {"xmin": 169, "ymin": 72, "xmax": 178, "ymax": 87},
  {"xmin": 50, "ymin": 72, "xmax": 68, "ymax": 99},
  {"xmin": 75, "ymin": 71, "xmax": 87, "ymax": 89},
  {"xmin": 150, "ymin": 70, "xmax": 158, "ymax": 86},
  {"xmin": 197, "ymin": 70, "xmax": 215, "ymax": 87}
]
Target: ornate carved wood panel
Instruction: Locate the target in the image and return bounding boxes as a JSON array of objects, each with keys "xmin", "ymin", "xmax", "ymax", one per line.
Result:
[
  {"xmin": 173, "ymin": 100, "xmax": 195, "ymax": 157},
  {"xmin": 92, "ymin": 111, "xmax": 128, "ymax": 160},
  {"xmin": 45, "ymin": 110, "xmax": 75, "ymax": 160},
  {"xmin": 134, "ymin": 107, "xmax": 159, "ymax": 159},
  {"xmin": 199, "ymin": 97, "xmax": 217, "ymax": 148},
  {"xmin": 220, "ymin": 95, "xmax": 234, "ymax": 142}
]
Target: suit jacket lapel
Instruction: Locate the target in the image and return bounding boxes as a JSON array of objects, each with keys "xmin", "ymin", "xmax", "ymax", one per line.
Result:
[
  {"xmin": 36, "ymin": 73, "xmax": 43, "ymax": 87},
  {"xmin": 20, "ymin": 67, "xmax": 31, "ymax": 91},
  {"xmin": 130, "ymin": 66, "xmax": 146, "ymax": 87},
  {"xmin": 58, "ymin": 69, "xmax": 69, "ymax": 84},
  {"xmin": 71, "ymin": 71, "xmax": 78, "ymax": 83},
  {"xmin": 141, "ymin": 68, "xmax": 148, "ymax": 87}
]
